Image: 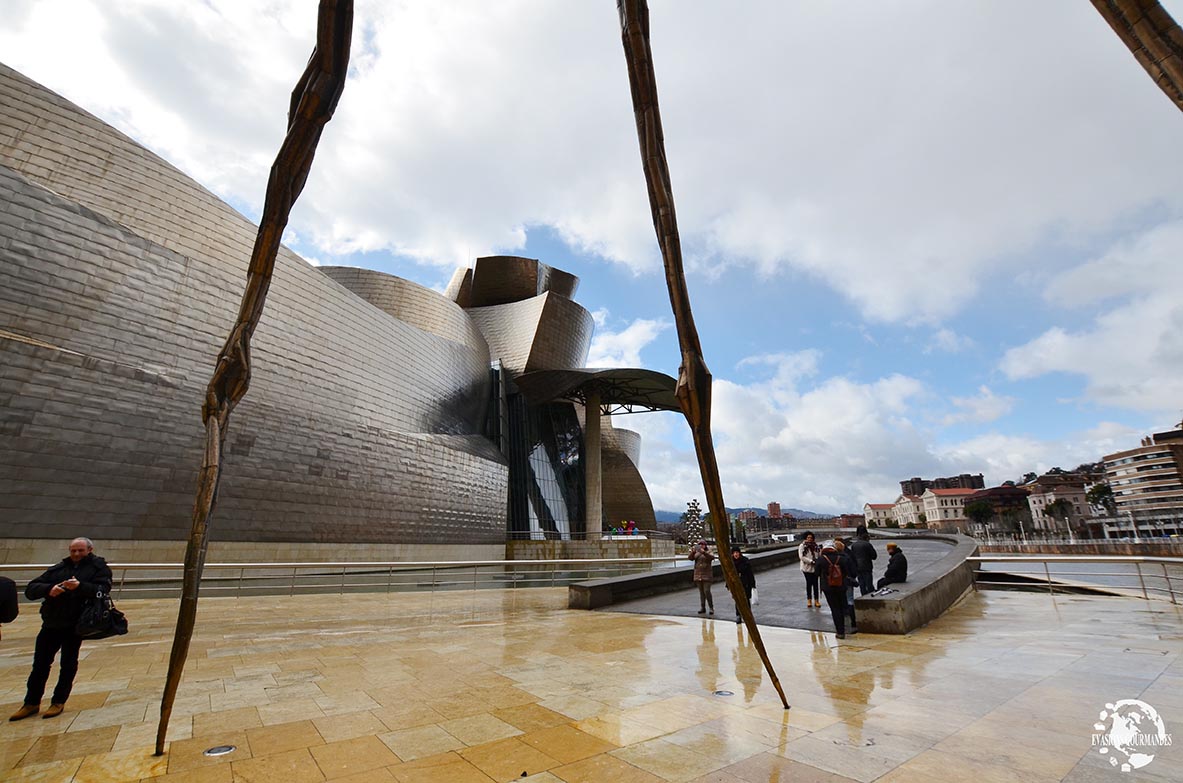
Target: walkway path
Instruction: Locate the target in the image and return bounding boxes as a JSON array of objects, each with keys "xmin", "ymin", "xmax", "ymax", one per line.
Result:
[{"xmin": 606, "ymin": 539, "xmax": 952, "ymax": 631}]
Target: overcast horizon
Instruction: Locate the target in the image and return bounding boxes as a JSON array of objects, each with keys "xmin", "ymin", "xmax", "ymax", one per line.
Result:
[{"xmin": 4, "ymin": 0, "xmax": 1182, "ymax": 515}]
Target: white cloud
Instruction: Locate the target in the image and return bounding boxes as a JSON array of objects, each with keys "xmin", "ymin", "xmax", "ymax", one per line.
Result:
[
  {"xmin": 1000, "ymin": 222, "xmax": 1183, "ymax": 413},
  {"xmin": 942, "ymin": 386, "xmax": 1014, "ymax": 425},
  {"xmin": 5, "ymin": 1, "xmax": 1182, "ymax": 321},
  {"xmin": 926, "ymin": 328, "xmax": 973, "ymax": 354},
  {"xmin": 586, "ymin": 317, "xmax": 669, "ymax": 368},
  {"xmin": 637, "ymin": 355, "xmax": 1144, "ymax": 513}
]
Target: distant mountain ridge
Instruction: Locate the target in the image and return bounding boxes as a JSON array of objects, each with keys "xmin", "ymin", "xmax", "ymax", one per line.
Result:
[{"xmin": 654, "ymin": 506, "xmax": 829, "ymax": 524}]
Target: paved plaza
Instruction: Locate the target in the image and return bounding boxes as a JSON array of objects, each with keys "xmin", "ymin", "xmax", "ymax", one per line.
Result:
[{"xmin": 0, "ymin": 586, "xmax": 1181, "ymax": 782}]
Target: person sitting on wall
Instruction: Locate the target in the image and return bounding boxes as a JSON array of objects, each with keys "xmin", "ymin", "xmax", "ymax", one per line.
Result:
[
  {"xmin": 9, "ymin": 537, "xmax": 112, "ymax": 721},
  {"xmin": 876, "ymin": 543, "xmax": 908, "ymax": 589}
]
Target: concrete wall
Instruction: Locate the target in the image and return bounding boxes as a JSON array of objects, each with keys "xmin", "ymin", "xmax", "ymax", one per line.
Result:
[
  {"xmin": 854, "ymin": 534, "xmax": 979, "ymax": 634},
  {"xmin": 569, "ymin": 545, "xmax": 797, "ymax": 610},
  {"xmin": 508, "ymin": 538, "xmax": 674, "ymax": 562}
]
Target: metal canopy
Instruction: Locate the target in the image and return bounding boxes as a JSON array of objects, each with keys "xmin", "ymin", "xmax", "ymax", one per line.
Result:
[{"xmin": 514, "ymin": 368, "xmax": 680, "ymax": 415}]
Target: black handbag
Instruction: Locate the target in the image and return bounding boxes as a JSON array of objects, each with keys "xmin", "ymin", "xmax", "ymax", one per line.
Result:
[{"xmin": 75, "ymin": 590, "xmax": 129, "ymax": 639}]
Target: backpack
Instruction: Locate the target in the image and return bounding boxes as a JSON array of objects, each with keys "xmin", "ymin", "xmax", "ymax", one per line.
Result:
[{"xmin": 824, "ymin": 554, "xmax": 844, "ymax": 588}]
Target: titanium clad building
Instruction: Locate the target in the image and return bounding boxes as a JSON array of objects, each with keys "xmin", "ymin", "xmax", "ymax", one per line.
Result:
[{"xmin": 0, "ymin": 64, "xmax": 663, "ymax": 563}]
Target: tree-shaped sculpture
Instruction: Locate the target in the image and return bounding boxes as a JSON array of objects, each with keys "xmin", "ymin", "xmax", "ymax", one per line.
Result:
[{"xmin": 155, "ymin": 0, "xmax": 353, "ymax": 755}]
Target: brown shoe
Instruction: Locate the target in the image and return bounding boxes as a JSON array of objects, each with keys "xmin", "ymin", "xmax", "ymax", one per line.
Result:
[
  {"xmin": 9, "ymin": 704, "xmax": 39, "ymax": 721},
  {"xmin": 42, "ymin": 703, "xmax": 65, "ymax": 719}
]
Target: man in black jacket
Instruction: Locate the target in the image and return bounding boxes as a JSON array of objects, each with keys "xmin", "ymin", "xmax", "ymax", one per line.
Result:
[
  {"xmin": 9, "ymin": 538, "xmax": 112, "ymax": 721},
  {"xmin": 850, "ymin": 525, "xmax": 878, "ymax": 595},
  {"xmin": 876, "ymin": 543, "xmax": 908, "ymax": 589}
]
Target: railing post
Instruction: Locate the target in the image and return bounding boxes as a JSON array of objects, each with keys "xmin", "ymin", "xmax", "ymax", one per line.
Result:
[
  {"xmin": 1136, "ymin": 562, "xmax": 1149, "ymax": 601},
  {"xmin": 340, "ymin": 566, "xmax": 347, "ymax": 595},
  {"xmin": 387, "ymin": 566, "xmax": 394, "ymax": 594},
  {"xmin": 237, "ymin": 567, "xmax": 244, "ymax": 598},
  {"xmin": 119, "ymin": 568, "xmax": 127, "ymax": 598},
  {"xmin": 289, "ymin": 566, "xmax": 297, "ymax": 597},
  {"xmin": 1043, "ymin": 561, "xmax": 1053, "ymax": 595},
  {"xmin": 1162, "ymin": 562, "xmax": 1176, "ymax": 605}
]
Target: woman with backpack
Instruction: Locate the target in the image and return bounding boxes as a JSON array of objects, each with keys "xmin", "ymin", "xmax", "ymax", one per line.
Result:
[
  {"xmin": 817, "ymin": 540, "xmax": 856, "ymax": 639},
  {"xmin": 798, "ymin": 531, "xmax": 821, "ymax": 608}
]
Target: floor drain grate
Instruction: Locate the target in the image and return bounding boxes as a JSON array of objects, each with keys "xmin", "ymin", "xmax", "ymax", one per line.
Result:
[{"xmin": 203, "ymin": 745, "xmax": 237, "ymax": 757}]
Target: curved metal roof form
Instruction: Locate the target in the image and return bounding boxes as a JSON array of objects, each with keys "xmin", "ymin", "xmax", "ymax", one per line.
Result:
[{"xmin": 514, "ymin": 368, "xmax": 680, "ymax": 414}]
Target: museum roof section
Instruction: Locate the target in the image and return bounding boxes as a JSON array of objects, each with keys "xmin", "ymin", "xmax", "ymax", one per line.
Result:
[{"xmin": 514, "ymin": 368, "xmax": 680, "ymax": 415}]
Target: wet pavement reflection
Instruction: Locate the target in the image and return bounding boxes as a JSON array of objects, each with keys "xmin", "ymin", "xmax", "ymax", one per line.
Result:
[{"xmin": 0, "ymin": 586, "xmax": 1179, "ymax": 782}]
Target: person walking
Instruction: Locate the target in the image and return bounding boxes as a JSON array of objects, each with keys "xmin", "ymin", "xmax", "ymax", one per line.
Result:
[
  {"xmin": 850, "ymin": 525, "xmax": 878, "ymax": 596},
  {"xmin": 876, "ymin": 542, "xmax": 908, "ymax": 589},
  {"xmin": 730, "ymin": 546, "xmax": 755, "ymax": 624},
  {"xmin": 798, "ymin": 531, "xmax": 821, "ymax": 608},
  {"xmin": 689, "ymin": 539, "xmax": 715, "ymax": 615},
  {"xmin": 10, "ymin": 537, "xmax": 112, "ymax": 721},
  {"xmin": 817, "ymin": 540, "xmax": 856, "ymax": 639}
]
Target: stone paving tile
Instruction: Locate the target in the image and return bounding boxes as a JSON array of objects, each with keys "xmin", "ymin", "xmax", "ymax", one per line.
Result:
[{"xmin": 0, "ymin": 587, "xmax": 1177, "ymax": 783}]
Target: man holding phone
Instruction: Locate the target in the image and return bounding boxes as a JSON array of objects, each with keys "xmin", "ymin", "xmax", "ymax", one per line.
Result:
[{"xmin": 9, "ymin": 537, "xmax": 112, "ymax": 721}]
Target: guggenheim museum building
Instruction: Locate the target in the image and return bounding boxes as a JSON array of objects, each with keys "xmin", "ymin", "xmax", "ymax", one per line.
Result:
[{"xmin": 0, "ymin": 64, "xmax": 677, "ymax": 564}]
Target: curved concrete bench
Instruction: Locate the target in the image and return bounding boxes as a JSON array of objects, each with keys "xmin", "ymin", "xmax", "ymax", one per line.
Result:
[
  {"xmin": 568, "ymin": 546, "xmax": 798, "ymax": 609},
  {"xmin": 854, "ymin": 533, "xmax": 979, "ymax": 634}
]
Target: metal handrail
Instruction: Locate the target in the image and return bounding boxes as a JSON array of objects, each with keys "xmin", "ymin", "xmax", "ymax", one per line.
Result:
[
  {"xmin": 968, "ymin": 555, "xmax": 1181, "ymax": 604},
  {"xmin": 3, "ymin": 556, "xmax": 684, "ymax": 600}
]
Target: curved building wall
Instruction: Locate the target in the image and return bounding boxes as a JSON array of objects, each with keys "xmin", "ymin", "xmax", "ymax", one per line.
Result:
[
  {"xmin": 0, "ymin": 64, "xmax": 506, "ymax": 548},
  {"xmin": 320, "ymin": 266, "xmax": 489, "ymax": 352},
  {"xmin": 601, "ymin": 423, "xmax": 657, "ymax": 529},
  {"xmin": 467, "ymin": 293, "xmax": 594, "ymax": 377}
]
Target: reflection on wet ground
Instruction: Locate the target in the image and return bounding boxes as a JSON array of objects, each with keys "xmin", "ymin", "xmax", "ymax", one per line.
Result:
[
  {"xmin": 0, "ymin": 586, "xmax": 1179, "ymax": 781},
  {"xmin": 606, "ymin": 539, "xmax": 953, "ymax": 631}
]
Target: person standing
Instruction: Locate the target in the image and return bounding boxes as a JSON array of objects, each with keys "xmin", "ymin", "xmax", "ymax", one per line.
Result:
[
  {"xmin": 834, "ymin": 538, "xmax": 859, "ymax": 634},
  {"xmin": 9, "ymin": 538, "xmax": 112, "ymax": 721},
  {"xmin": 730, "ymin": 546, "xmax": 755, "ymax": 624},
  {"xmin": 817, "ymin": 540, "xmax": 856, "ymax": 639},
  {"xmin": 798, "ymin": 531, "xmax": 820, "ymax": 608},
  {"xmin": 850, "ymin": 525, "xmax": 878, "ymax": 596},
  {"xmin": 876, "ymin": 543, "xmax": 908, "ymax": 589},
  {"xmin": 689, "ymin": 540, "xmax": 715, "ymax": 615}
]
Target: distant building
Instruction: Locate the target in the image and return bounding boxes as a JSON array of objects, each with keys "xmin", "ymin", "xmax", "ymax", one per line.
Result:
[
  {"xmin": 837, "ymin": 513, "xmax": 865, "ymax": 528},
  {"xmin": 863, "ymin": 503, "xmax": 894, "ymax": 526},
  {"xmin": 1102, "ymin": 428, "xmax": 1183, "ymax": 538},
  {"xmin": 965, "ymin": 485, "xmax": 1032, "ymax": 536},
  {"xmin": 920, "ymin": 488, "xmax": 976, "ymax": 531},
  {"xmin": 1027, "ymin": 483, "xmax": 1089, "ymax": 534},
  {"xmin": 737, "ymin": 509, "xmax": 759, "ymax": 522},
  {"xmin": 767, "ymin": 502, "xmax": 782, "ymax": 519},
  {"xmin": 900, "ymin": 473, "xmax": 984, "ymax": 496},
  {"xmin": 892, "ymin": 495, "xmax": 925, "ymax": 528}
]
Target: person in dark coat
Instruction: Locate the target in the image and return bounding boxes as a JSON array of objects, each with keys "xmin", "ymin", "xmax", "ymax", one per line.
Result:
[
  {"xmin": 730, "ymin": 546, "xmax": 756, "ymax": 624},
  {"xmin": 834, "ymin": 539, "xmax": 859, "ymax": 634},
  {"xmin": 850, "ymin": 525, "xmax": 878, "ymax": 595},
  {"xmin": 0, "ymin": 576, "xmax": 18, "ymax": 640},
  {"xmin": 10, "ymin": 538, "xmax": 112, "ymax": 721},
  {"xmin": 689, "ymin": 540, "xmax": 715, "ymax": 615},
  {"xmin": 876, "ymin": 543, "xmax": 908, "ymax": 589},
  {"xmin": 817, "ymin": 540, "xmax": 857, "ymax": 639}
]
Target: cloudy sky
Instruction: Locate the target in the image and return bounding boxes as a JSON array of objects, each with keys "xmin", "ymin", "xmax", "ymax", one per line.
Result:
[{"xmin": 4, "ymin": 0, "xmax": 1182, "ymax": 513}]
